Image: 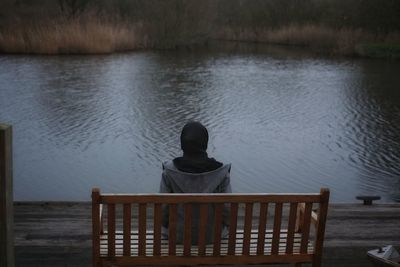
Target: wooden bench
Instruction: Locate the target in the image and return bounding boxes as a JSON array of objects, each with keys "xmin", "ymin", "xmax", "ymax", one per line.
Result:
[{"xmin": 92, "ymin": 188, "xmax": 329, "ymax": 267}]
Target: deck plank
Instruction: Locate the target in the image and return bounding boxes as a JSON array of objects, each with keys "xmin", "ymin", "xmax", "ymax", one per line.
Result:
[{"xmin": 13, "ymin": 202, "xmax": 400, "ymax": 266}]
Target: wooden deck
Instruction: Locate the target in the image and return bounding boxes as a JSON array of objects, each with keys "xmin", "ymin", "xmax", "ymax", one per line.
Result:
[{"xmin": 14, "ymin": 202, "xmax": 400, "ymax": 267}]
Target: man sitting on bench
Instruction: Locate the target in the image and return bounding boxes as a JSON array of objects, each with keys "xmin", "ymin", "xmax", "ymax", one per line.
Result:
[{"xmin": 159, "ymin": 121, "xmax": 232, "ymax": 244}]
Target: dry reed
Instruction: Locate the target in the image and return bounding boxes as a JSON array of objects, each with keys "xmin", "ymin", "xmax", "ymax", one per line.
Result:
[
  {"xmin": 0, "ymin": 14, "xmax": 147, "ymax": 54},
  {"xmin": 1, "ymin": 14, "xmax": 399, "ymax": 56}
]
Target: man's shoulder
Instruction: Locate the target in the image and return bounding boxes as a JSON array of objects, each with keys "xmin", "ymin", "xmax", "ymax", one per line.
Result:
[
  {"xmin": 163, "ymin": 160, "xmax": 231, "ymax": 174},
  {"xmin": 162, "ymin": 160, "xmax": 176, "ymax": 171}
]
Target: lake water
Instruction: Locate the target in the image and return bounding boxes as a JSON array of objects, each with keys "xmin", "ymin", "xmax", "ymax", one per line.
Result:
[{"xmin": 1, "ymin": 43, "xmax": 399, "ymax": 202}]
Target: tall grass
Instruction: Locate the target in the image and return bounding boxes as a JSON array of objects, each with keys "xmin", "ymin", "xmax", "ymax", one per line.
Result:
[
  {"xmin": 0, "ymin": 14, "xmax": 147, "ymax": 54},
  {"xmin": 0, "ymin": 0, "xmax": 215, "ymax": 54},
  {"xmin": 0, "ymin": 0, "xmax": 399, "ymax": 57}
]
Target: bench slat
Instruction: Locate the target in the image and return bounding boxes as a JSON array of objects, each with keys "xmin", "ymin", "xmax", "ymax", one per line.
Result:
[
  {"xmin": 242, "ymin": 203, "xmax": 253, "ymax": 256},
  {"xmin": 123, "ymin": 204, "xmax": 131, "ymax": 256},
  {"xmin": 101, "ymin": 232, "xmax": 303, "ymax": 243},
  {"xmin": 153, "ymin": 203, "xmax": 162, "ymax": 256},
  {"xmin": 138, "ymin": 203, "xmax": 146, "ymax": 256},
  {"xmin": 168, "ymin": 204, "xmax": 177, "ymax": 255},
  {"xmin": 286, "ymin": 202, "xmax": 298, "ymax": 254},
  {"xmin": 271, "ymin": 203, "xmax": 283, "ymax": 255},
  {"xmin": 101, "ymin": 229, "xmax": 293, "ymax": 238},
  {"xmin": 100, "ymin": 194, "xmax": 321, "ymax": 204},
  {"xmin": 257, "ymin": 203, "xmax": 268, "ymax": 255},
  {"xmin": 198, "ymin": 204, "xmax": 208, "ymax": 256},
  {"xmin": 213, "ymin": 203, "xmax": 223, "ymax": 256},
  {"xmin": 228, "ymin": 203, "xmax": 238, "ymax": 255},
  {"xmin": 184, "ymin": 204, "xmax": 192, "ymax": 256},
  {"xmin": 108, "ymin": 204, "xmax": 116, "ymax": 257}
]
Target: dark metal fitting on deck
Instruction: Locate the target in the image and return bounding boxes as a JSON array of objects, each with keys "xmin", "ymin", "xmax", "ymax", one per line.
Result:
[{"xmin": 356, "ymin": 195, "xmax": 381, "ymax": 205}]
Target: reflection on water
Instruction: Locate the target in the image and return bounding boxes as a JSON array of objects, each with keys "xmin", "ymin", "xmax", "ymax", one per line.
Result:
[{"xmin": 0, "ymin": 43, "xmax": 399, "ymax": 202}]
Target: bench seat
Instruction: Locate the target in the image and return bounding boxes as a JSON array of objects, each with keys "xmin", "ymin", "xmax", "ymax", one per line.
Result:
[{"xmin": 100, "ymin": 229, "xmax": 313, "ymax": 256}]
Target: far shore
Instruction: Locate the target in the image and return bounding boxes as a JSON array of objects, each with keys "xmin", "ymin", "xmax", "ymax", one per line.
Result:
[
  {"xmin": 1, "ymin": 18, "xmax": 399, "ymax": 59},
  {"xmin": 1, "ymin": 0, "xmax": 399, "ymax": 59}
]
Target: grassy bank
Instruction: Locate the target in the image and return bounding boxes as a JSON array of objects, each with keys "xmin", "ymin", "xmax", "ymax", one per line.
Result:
[
  {"xmin": 0, "ymin": 0, "xmax": 399, "ymax": 57},
  {"xmin": 213, "ymin": 0, "xmax": 400, "ymax": 58},
  {"xmin": 215, "ymin": 25, "xmax": 400, "ymax": 57},
  {"xmin": 357, "ymin": 43, "xmax": 400, "ymax": 59}
]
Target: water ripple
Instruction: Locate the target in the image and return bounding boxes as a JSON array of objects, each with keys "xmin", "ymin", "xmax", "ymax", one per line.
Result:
[{"xmin": 1, "ymin": 47, "xmax": 399, "ymax": 201}]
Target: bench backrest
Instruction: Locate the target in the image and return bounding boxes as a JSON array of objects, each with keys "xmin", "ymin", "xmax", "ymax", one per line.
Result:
[{"xmin": 92, "ymin": 188, "xmax": 329, "ymax": 265}]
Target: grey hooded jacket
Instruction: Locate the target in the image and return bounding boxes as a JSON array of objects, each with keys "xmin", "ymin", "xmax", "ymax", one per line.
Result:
[{"xmin": 159, "ymin": 160, "xmax": 232, "ymax": 244}]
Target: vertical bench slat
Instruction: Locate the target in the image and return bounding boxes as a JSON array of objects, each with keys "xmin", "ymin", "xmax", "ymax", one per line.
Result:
[
  {"xmin": 271, "ymin": 203, "xmax": 283, "ymax": 255},
  {"xmin": 107, "ymin": 203, "xmax": 116, "ymax": 257},
  {"xmin": 257, "ymin": 203, "xmax": 268, "ymax": 255},
  {"xmin": 213, "ymin": 203, "xmax": 224, "ymax": 256},
  {"xmin": 123, "ymin": 203, "xmax": 131, "ymax": 256},
  {"xmin": 228, "ymin": 203, "xmax": 238, "ymax": 255},
  {"xmin": 300, "ymin": 202, "xmax": 313, "ymax": 254},
  {"xmin": 153, "ymin": 203, "xmax": 162, "ymax": 256},
  {"xmin": 183, "ymin": 203, "xmax": 192, "ymax": 256},
  {"xmin": 198, "ymin": 204, "xmax": 209, "ymax": 256},
  {"xmin": 242, "ymin": 203, "xmax": 253, "ymax": 256},
  {"xmin": 138, "ymin": 203, "xmax": 147, "ymax": 256},
  {"xmin": 286, "ymin": 202, "xmax": 298, "ymax": 254},
  {"xmin": 168, "ymin": 204, "xmax": 177, "ymax": 255}
]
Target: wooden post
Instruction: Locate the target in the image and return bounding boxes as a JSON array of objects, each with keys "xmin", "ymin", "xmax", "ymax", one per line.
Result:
[
  {"xmin": 313, "ymin": 188, "xmax": 330, "ymax": 267},
  {"xmin": 0, "ymin": 124, "xmax": 14, "ymax": 267},
  {"xmin": 92, "ymin": 188, "xmax": 100, "ymax": 267}
]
